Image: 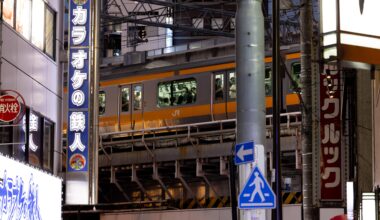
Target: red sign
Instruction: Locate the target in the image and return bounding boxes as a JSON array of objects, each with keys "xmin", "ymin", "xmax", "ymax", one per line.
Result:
[
  {"xmin": 320, "ymin": 66, "xmax": 342, "ymax": 200},
  {"xmin": 0, "ymin": 94, "xmax": 21, "ymax": 122}
]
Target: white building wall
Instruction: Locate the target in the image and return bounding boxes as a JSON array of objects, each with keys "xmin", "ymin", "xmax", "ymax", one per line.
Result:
[{"xmin": 0, "ymin": 0, "xmax": 62, "ymax": 175}]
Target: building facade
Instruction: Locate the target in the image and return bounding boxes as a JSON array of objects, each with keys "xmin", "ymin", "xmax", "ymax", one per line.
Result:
[{"xmin": 0, "ymin": 0, "xmax": 63, "ymax": 218}]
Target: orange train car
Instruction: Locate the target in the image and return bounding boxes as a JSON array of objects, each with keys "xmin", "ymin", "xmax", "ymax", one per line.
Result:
[{"xmin": 64, "ymin": 52, "xmax": 301, "ymax": 134}]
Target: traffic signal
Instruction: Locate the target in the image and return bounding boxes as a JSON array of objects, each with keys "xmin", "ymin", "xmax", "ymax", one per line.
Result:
[{"xmin": 138, "ymin": 27, "xmax": 147, "ymax": 39}]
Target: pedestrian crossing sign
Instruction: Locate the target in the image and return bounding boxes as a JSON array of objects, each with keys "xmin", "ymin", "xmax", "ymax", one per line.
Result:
[{"xmin": 238, "ymin": 165, "xmax": 276, "ymax": 209}]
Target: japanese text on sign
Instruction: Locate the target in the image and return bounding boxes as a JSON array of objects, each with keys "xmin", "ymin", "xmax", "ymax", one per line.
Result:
[
  {"xmin": 67, "ymin": 0, "xmax": 91, "ymax": 172},
  {"xmin": 320, "ymin": 67, "xmax": 342, "ymax": 200}
]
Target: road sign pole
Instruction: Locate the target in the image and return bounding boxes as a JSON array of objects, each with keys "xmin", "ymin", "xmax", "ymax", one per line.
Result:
[
  {"xmin": 236, "ymin": 0, "xmax": 267, "ymax": 219},
  {"xmin": 272, "ymin": 0, "xmax": 283, "ymax": 218}
]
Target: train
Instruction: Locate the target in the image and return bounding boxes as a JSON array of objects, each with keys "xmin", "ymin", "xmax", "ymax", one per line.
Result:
[{"xmin": 64, "ymin": 50, "xmax": 301, "ymax": 134}]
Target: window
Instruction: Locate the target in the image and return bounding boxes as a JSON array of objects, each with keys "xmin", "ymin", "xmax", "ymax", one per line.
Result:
[
  {"xmin": 121, "ymin": 87, "xmax": 130, "ymax": 112},
  {"xmin": 230, "ymin": 18, "xmax": 236, "ymax": 30},
  {"xmin": 8, "ymin": 0, "xmax": 56, "ymax": 59},
  {"xmin": 43, "ymin": 119, "xmax": 54, "ymax": 172},
  {"xmin": 215, "ymin": 74, "xmax": 224, "ymax": 101},
  {"xmin": 192, "ymin": 18, "xmax": 204, "ymax": 28},
  {"xmin": 16, "ymin": 0, "xmax": 32, "ymax": 40},
  {"xmin": 228, "ymin": 71, "xmax": 236, "ymax": 99},
  {"xmin": 290, "ymin": 62, "xmax": 301, "ymax": 93},
  {"xmin": 0, "ymin": 121, "xmax": 13, "ymax": 156},
  {"xmin": 0, "ymin": 109, "xmax": 54, "ymax": 172},
  {"xmin": 13, "ymin": 115, "xmax": 27, "ymax": 161},
  {"xmin": 133, "ymin": 85, "xmax": 143, "ymax": 110},
  {"xmin": 99, "ymin": 91, "xmax": 106, "ymax": 115},
  {"xmin": 211, "ymin": 18, "xmax": 223, "ymax": 30},
  {"xmin": 158, "ymin": 78, "xmax": 197, "ymax": 107},
  {"xmin": 45, "ymin": 5, "xmax": 55, "ymax": 58},
  {"xmin": 3, "ymin": 0, "xmax": 14, "ymax": 27},
  {"xmin": 265, "ymin": 67, "xmax": 272, "ymax": 96},
  {"xmin": 31, "ymin": 0, "xmax": 45, "ymax": 50}
]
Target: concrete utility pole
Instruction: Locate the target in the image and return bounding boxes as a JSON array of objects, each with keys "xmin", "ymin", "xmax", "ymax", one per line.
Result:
[
  {"xmin": 300, "ymin": 0, "xmax": 314, "ymax": 219},
  {"xmin": 236, "ymin": 0, "xmax": 266, "ymax": 219}
]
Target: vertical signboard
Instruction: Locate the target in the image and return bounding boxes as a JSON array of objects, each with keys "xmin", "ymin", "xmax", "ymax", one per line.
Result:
[
  {"xmin": 320, "ymin": 66, "xmax": 342, "ymax": 200},
  {"xmin": 68, "ymin": 0, "xmax": 91, "ymax": 173}
]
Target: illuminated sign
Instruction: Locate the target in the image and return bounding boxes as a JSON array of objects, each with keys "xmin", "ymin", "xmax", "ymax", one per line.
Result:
[
  {"xmin": 0, "ymin": 95, "xmax": 21, "ymax": 122},
  {"xmin": 0, "ymin": 154, "xmax": 62, "ymax": 219},
  {"xmin": 68, "ymin": 0, "xmax": 91, "ymax": 172},
  {"xmin": 0, "ymin": 90, "xmax": 26, "ymax": 123},
  {"xmin": 321, "ymin": 0, "xmax": 380, "ymax": 62},
  {"xmin": 320, "ymin": 66, "xmax": 342, "ymax": 200}
]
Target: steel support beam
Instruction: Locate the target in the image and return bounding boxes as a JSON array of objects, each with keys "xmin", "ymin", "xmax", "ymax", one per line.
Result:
[
  {"xmin": 196, "ymin": 159, "xmax": 223, "ymax": 204},
  {"xmin": 132, "ymin": 165, "xmax": 153, "ymax": 201},
  {"xmin": 153, "ymin": 162, "xmax": 174, "ymax": 200},
  {"xmin": 103, "ymin": 0, "xmax": 235, "ymax": 37},
  {"xmin": 99, "ymin": 142, "xmax": 233, "ymax": 167},
  {"xmin": 110, "ymin": 167, "xmax": 131, "ymax": 201},
  {"xmin": 175, "ymin": 161, "xmax": 202, "ymax": 208},
  {"xmin": 220, "ymin": 156, "xmax": 229, "ymax": 176},
  {"xmin": 98, "ymin": 136, "xmax": 299, "ymax": 167},
  {"xmin": 103, "ymin": 15, "xmax": 234, "ymax": 37}
]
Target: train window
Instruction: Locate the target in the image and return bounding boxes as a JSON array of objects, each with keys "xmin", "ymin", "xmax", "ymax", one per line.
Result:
[
  {"xmin": 99, "ymin": 91, "xmax": 105, "ymax": 115},
  {"xmin": 133, "ymin": 85, "xmax": 143, "ymax": 110},
  {"xmin": 158, "ymin": 83, "xmax": 171, "ymax": 107},
  {"xmin": 290, "ymin": 62, "xmax": 301, "ymax": 93},
  {"xmin": 215, "ymin": 74, "xmax": 224, "ymax": 101},
  {"xmin": 121, "ymin": 87, "xmax": 130, "ymax": 112},
  {"xmin": 228, "ymin": 72, "xmax": 236, "ymax": 99},
  {"xmin": 157, "ymin": 78, "xmax": 197, "ymax": 107},
  {"xmin": 265, "ymin": 67, "xmax": 272, "ymax": 96}
]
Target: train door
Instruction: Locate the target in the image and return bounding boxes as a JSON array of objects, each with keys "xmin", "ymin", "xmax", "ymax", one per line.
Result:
[
  {"xmin": 212, "ymin": 73, "xmax": 228, "ymax": 120},
  {"xmin": 120, "ymin": 84, "xmax": 144, "ymax": 130},
  {"xmin": 226, "ymin": 71, "xmax": 237, "ymax": 118}
]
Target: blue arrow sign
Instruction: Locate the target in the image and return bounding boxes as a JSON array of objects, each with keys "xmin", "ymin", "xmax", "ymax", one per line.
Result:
[
  {"xmin": 238, "ymin": 165, "xmax": 276, "ymax": 209},
  {"xmin": 235, "ymin": 141, "xmax": 255, "ymax": 165}
]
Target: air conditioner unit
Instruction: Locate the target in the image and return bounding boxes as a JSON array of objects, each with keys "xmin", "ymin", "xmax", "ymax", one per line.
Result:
[{"xmin": 124, "ymin": 51, "xmax": 146, "ymax": 65}]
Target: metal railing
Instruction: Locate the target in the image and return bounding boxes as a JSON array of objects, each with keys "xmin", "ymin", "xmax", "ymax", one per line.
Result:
[{"xmin": 100, "ymin": 111, "xmax": 301, "ymax": 152}]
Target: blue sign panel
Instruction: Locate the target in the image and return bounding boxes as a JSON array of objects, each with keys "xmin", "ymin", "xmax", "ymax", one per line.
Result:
[
  {"xmin": 67, "ymin": 111, "xmax": 89, "ymax": 172},
  {"xmin": 238, "ymin": 165, "xmax": 276, "ymax": 209},
  {"xmin": 69, "ymin": 0, "xmax": 91, "ymax": 47},
  {"xmin": 68, "ymin": 48, "xmax": 89, "ymax": 109},
  {"xmin": 68, "ymin": 0, "xmax": 91, "ymax": 173},
  {"xmin": 235, "ymin": 141, "xmax": 255, "ymax": 165}
]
